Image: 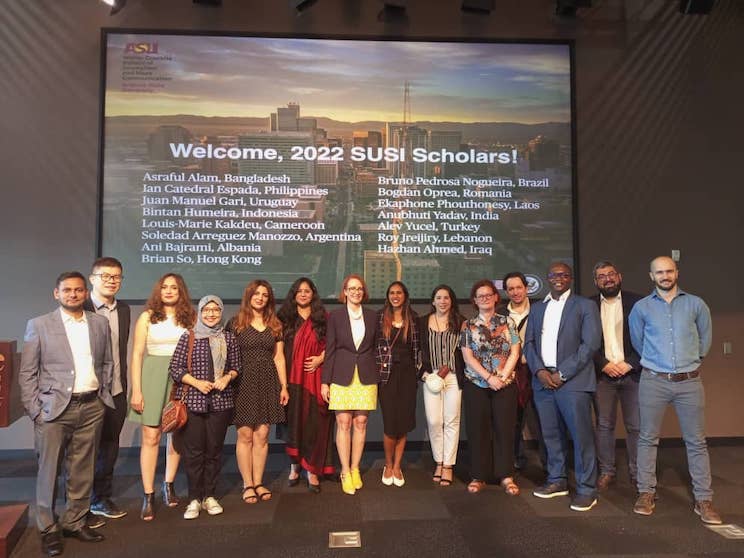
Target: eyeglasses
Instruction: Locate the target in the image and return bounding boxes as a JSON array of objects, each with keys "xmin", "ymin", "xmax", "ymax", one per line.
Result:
[
  {"xmin": 595, "ymin": 271, "xmax": 618, "ymax": 281},
  {"xmin": 547, "ymin": 272, "xmax": 571, "ymax": 280},
  {"xmin": 475, "ymin": 293, "xmax": 495, "ymax": 301},
  {"xmin": 92, "ymin": 273, "xmax": 123, "ymax": 283},
  {"xmin": 346, "ymin": 286, "xmax": 364, "ymax": 292},
  {"xmin": 201, "ymin": 308, "xmax": 222, "ymax": 315}
]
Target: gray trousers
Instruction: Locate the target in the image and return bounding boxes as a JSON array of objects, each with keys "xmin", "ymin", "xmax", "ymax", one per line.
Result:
[
  {"xmin": 594, "ymin": 374, "xmax": 640, "ymax": 478},
  {"xmin": 34, "ymin": 397, "xmax": 105, "ymax": 533}
]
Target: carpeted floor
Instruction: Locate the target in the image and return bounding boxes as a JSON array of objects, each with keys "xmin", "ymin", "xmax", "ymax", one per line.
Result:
[{"xmin": 2, "ymin": 442, "xmax": 743, "ymax": 557}]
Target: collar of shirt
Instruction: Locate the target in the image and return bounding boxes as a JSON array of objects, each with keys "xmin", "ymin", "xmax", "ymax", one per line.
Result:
[
  {"xmin": 60, "ymin": 307, "xmax": 88, "ymax": 324},
  {"xmin": 600, "ymin": 291, "xmax": 623, "ymax": 305},
  {"xmin": 91, "ymin": 292, "xmax": 117, "ymax": 311},
  {"xmin": 650, "ymin": 287, "xmax": 687, "ymax": 302},
  {"xmin": 544, "ymin": 289, "xmax": 571, "ymax": 303},
  {"xmin": 507, "ymin": 299, "xmax": 530, "ymax": 318}
]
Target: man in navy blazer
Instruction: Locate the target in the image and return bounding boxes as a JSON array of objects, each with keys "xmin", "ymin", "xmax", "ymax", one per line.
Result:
[
  {"xmin": 524, "ymin": 262, "xmax": 601, "ymax": 511},
  {"xmin": 591, "ymin": 261, "xmax": 642, "ymax": 490},
  {"xmin": 19, "ymin": 271, "xmax": 114, "ymax": 556}
]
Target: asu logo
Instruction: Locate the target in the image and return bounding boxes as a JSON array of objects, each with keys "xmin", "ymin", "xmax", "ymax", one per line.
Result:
[{"xmin": 124, "ymin": 42, "xmax": 159, "ymax": 54}]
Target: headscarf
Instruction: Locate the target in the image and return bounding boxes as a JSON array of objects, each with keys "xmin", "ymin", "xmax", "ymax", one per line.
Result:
[{"xmin": 195, "ymin": 295, "xmax": 227, "ymax": 379}]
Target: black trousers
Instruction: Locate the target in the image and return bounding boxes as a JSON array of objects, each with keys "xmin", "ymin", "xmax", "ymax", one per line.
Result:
[
  {"xmin": 92, "ymin": 392, "xmax": 127, "ymax": 502},
  {"xmin": 463, "ymin": 381, "xmax": 517, "ymax": 482},
  {"xmin": 179, "ymin": 408, "xmax": 232, "ymax": 501}
]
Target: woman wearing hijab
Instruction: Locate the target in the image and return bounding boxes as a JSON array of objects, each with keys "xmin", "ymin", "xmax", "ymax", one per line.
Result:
[{"xmin": 169, "ymin": 295, "xmax": 241, "ymax": 520}]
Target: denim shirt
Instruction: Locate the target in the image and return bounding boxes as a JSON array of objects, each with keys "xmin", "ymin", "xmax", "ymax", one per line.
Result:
[{"xmin": 628, "ymin": 289, "xmax": 711, "ymax": 374}]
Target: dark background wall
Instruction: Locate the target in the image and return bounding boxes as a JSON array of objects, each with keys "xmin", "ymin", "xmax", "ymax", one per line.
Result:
[{"xmin": 1, "ymin": 0, "xmax": 742, "ymax": 448}]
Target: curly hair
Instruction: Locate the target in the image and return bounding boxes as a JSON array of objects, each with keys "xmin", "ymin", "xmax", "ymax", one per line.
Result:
[
  {"xmin": 277, "ymin": 277, "xmax": 327, "ymax": 341},
  {"xmin": 145, "ymin": 273, "xmax": 195, "ymax": 328},
  {"xmin": 232, "ymin": 279, "xmax": 282, "ymax": 339},
  {"xmin": 469, "ymin": 279, "xmax": 500, "ymax": 313}
]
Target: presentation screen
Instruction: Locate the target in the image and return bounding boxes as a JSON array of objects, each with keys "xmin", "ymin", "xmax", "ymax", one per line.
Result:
[{"xmin": 99, "ymin": 31, "xmax": 576, "ymax": 301}]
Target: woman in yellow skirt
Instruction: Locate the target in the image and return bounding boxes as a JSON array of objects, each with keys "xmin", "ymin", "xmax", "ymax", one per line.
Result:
[{"xmin": 321, "ymin": 274, "xmax": 378, "ymax": 495}]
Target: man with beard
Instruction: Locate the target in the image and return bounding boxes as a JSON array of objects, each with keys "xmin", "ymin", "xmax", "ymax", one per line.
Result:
[
  {"xmin": 19, "ymin": 272, "xmax": 114, "ymax": 556},
  {"xmin": 524, "ymin": 262, "xmax": 601, "ymax": 512},
  {"xmin": 629, "ymin": 256, "xmax": 721, "ymax": 524},
  {"xmin": 591, "ymin": 261, "xmax": 642, "ymax": 490}
]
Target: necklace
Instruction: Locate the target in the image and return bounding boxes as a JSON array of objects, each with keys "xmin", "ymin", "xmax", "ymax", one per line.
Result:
[{"xmin": 348, "ymin": 306, "xmax": 363, "ymax": 320}]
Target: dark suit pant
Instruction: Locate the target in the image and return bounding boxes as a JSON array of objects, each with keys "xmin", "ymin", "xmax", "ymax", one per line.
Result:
[
  {"xmin": 92, "ymin": 391, "xmax": 127, "ymax": 502},
  {"xmin": 534, "ymin": 387, "xmax": 597, "ymax": 496},
  {"xmin": 34, "ymin": 397, "xmax": 105, "ymax": 533},
  {"xmin": 463, "ymin": 381, "xmax": 517, "ymax": 482},
  {"xmin": 594, "ymin": 375, "xmax": 640, "ymax": 479},
  {"xmin": 179, "ymin": 408, "xmax": 232, "ymax": 501},
  {"xmin": 514, "ymin": 397, "xmax": 547, "ymax": 468}
]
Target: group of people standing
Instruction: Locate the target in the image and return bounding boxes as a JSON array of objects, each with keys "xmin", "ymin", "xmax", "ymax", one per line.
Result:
[{"xmin": 19, "ymin": 254, "xmax": 722, "ymax": 557}]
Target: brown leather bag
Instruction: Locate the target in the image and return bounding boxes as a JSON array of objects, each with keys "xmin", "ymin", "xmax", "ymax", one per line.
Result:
[{"xmin": 160, "ymin": 330, "xmax": 194, "ymax": 433}]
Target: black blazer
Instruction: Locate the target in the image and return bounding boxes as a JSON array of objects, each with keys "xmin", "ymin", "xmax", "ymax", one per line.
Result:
[
  {"xmin": 84, "ymin": 297, "xmax": 131, "ymax": 393},
  {"xmin": 322, "ymin": 306, "xmax": 378, "ymax": 386},
  {"xmin": 416, "ymin": 314, "xmax": 465, "ymax": 389},
  {"xmin": 592, "ymin": 290, "xmax": 642, "ymax": 378}
]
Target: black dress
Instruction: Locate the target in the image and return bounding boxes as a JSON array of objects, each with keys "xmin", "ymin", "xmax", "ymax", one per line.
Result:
[
  {"xmin": 378, "ymin": 327, "xmax": 418, "ymax": 437},
  {"xmin": 232, "ymin": 326, "xmax": 286, "ymax": 426}
]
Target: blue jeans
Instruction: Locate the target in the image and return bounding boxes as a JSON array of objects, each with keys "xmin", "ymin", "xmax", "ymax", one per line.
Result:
[
  {"xmin": 636, "ymin": 369, "xmax": 712, "ymax": 500},
  {"xmin": 594, "ymin": 374, "xmax": 640, "ymax": 478},
  {"xmin": 534, "ymin": 387, "xmax": 597, "ymax": 497}
]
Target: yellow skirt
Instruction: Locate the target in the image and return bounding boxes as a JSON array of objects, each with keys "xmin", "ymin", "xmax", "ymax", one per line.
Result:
[{"xmin": 329, "ymin": 367, "xmax": 377, "ymax": 411}]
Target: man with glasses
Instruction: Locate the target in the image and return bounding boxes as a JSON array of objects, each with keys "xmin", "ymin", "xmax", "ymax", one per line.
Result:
[
  {"xmin": 84, "ymin": 257, "xmax": 130, "ymax": 522},
  {"xmin": 629, "ymin": 256, "xmax": 721, "ymax": 524},
  {"xmin": 591, "ymin": 261, "xmax": 642, "ymax": 491},
  {"xmin": 524, "ymin": 262, "xmax": 601, "ymax": 511}
]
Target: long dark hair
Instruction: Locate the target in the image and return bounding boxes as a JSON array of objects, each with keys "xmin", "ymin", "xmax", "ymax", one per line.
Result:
[
  {"xmin": 428, "ymin": 284, "xmax": 464, "ymax": 332},
  {"xmin": 146, "ymin": 273, "xmax": 195, "ymax": 328},
  {"xmin": 381, "ymin": 281, "xmax": 414, "ymax": 342},
  {"xmin": 277, "ymin": 277, "xmax": 327, "ymax": 341},
  {"xmin": 232, "ymin": 279, "xmax": 282, "ymax": 339}
]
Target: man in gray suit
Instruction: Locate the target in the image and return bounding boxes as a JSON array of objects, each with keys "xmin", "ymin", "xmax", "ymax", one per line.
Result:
[{"xmin": 19, "ymin": 271, "xmax": 114, "ymax": 556}]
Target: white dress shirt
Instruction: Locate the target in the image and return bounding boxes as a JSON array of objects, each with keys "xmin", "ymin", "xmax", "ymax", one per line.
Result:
[
  {"xmin": 600, "ymin": 292, "xmax": 625, "ymax": 363},
  {"xmin": 60, "ymin": 308, "xmax": 99, "ymax": 393},
  {"xmin": 540, "ymin": 289, "xmax": 571, "ymax": 368}
]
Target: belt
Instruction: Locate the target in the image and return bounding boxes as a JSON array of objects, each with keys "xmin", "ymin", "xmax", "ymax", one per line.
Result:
[
  {"xmin": 70, "ymin": 390, "xmax": 99, "ymax": 402},
  {"xmin": 647, "ymin": 370, "xmax": 700, "ymax": 382}
]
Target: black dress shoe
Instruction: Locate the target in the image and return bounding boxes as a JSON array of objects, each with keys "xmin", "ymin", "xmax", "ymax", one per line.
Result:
[
  {"xmin": 41, "ymin": 531, "xmax": 64, "ymax": 557},
  {"xmin": 62, "ymin": 525, "xmax": 105, "ymax": 543}
]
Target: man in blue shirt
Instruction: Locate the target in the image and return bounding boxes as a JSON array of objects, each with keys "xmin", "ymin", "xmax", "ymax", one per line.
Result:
[{"xmin": 628, "ymin": 256, "xmax": 721, "ymax": 525}]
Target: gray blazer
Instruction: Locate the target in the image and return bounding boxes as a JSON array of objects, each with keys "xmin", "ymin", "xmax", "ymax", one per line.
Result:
[{"xmin": 19, "ymin": 309, "xmax": 115, "ymax": 421}]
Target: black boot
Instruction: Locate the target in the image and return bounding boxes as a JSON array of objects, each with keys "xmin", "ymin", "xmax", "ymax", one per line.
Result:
[
  {"xmin": 141, "ymin": 493, "xmax": 155, "ymax": 521},
  {"xmin": 162, "ymin": 482, "xmax": 180, "ymax": 508}
]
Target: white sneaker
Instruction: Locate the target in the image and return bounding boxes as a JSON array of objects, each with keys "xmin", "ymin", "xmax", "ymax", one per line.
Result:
[
  {"xmin": 183, "ymin": 499, "xmax": 201, "ymax": 520},
  {"xmin": 201, "ymin": 496, "xmax": 223, "ymax": 516}
]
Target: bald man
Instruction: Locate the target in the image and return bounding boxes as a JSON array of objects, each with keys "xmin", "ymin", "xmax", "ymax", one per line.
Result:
[{"xmin": 628, "ymin": 256, "xmax": 721, "ymax": 525}]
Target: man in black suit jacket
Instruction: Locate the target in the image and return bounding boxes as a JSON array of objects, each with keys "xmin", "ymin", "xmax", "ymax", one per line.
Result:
[
  {"xmin": 591, "ymin": 261, "xmax": 642, "ymax": 490},
  {"xmin": 84, "ymin": 257, "xmax": 130, "ymax": 520}
]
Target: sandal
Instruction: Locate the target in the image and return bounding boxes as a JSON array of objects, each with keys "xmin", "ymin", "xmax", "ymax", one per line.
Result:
[
  {"xmin": 501, "ymin": 477, "xmax": 520, "ymax": 496},
  {"xmin": 242, "ymin": 486, "xmax": 258, "ymax": 504},
  {"xmin": 255, "ymin": 484, "xmax": 272, "ymax": 502},
  {"xmin": 467, "ymin": 479, "xmax": 486, "ymax": 494},
  {"xmin": 432, "ymin": 463, "xmax": 443, "ymax": 483},
  {"xmin": 440, "ymin": 466, "xmax": 453, "ymax": 487}
]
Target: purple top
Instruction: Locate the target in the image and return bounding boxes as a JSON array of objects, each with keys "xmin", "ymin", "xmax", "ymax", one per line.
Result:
[{"xmin": 169, "ymin": 331, "xmax": 241, "ymax": 413}]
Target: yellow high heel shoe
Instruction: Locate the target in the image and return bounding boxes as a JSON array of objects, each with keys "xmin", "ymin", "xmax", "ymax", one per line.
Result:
[
  {"xmin": 350, "ymin": 468, "xmax": 363, "ymax": 490},
  {"xmin": 340, "ymin": 473, "xmax": 356, "ymax": 495}
]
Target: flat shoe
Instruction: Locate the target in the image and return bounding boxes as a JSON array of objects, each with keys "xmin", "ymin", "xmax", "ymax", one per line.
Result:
[
  {"xmin": 468, "ymin": 479, "xmax": 486, "ymax": 494},
  {"xmin": 381, "ymin": 467, "xmax": 394, "ymax": 486},
  {"xmin": 501, "ymin": 478, "xmax": 520, "ymax": 496},
  {"xmin": 255, "ymin": 484, "xmax": 272, "ymax": 502},
  {"xmin": 242, "ymin": 486, "xmax": 258, "ymax": 504}
]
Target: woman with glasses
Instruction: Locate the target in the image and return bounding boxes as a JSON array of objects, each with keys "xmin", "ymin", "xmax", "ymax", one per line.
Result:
[
  {"xmin": 320, "ymin": 274, "xmax": 378, "ymax": 495},
  {"xmin": 169, "ymin": 295, "xmax": 240, "ymax": 519},
  {"xmin": 128, "ymin": 273, "xmax": 195, "ymax": 520},
  {"xmin": 460, "ymin": 279, "xmax": 521, "ymax": 495},
  {"xmin": 418, "ymin": 284, "xmax": 466, "ymax": 487},
  {"xmin": 228, "ymin": 280, "xmax": 289, "ymax": 504},
  {"xmin": 376, "ymin": 281, "xmax": 421, "ymax": 487},
  {"xmin": 277, "ymin": 277, "xmax": 332, "ymax": 493}
]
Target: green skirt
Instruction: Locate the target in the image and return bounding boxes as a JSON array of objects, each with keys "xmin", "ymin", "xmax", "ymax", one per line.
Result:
[{"xmin": 127, "ymin": 354, "xmax": 174, "ymax": 427}]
